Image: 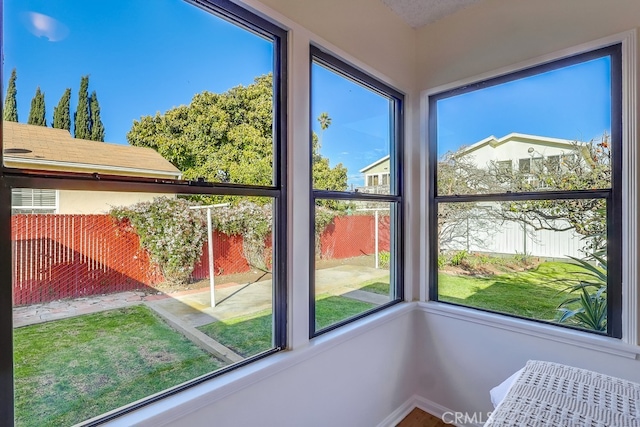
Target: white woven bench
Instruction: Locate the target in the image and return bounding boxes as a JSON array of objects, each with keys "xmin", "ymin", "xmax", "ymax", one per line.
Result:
[{"xmin": 484, "ymin": 360, "xmax": 640, "ymax": 426}]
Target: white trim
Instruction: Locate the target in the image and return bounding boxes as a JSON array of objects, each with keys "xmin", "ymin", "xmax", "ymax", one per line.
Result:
[
  {"xmin": 420, "ymin": 30, "xmax": 638, "ymax": 344},
  {"xmin": 4, "ymin": 156, "xmax": 181, "ymax": 179},
  {"xmin": 360, "ymin": 154, "xmax": 390, "ymax": 173},
  {"xmin": 379, "ymin": 394, "xmax": 484, "ymax": 427},
  {"xmin": 620, "ymin": 29, "xmax": 638, "ymax": 345},
  {"xmin": 419, "ymin": 302, "xmax": 640, "ymax": 359}
]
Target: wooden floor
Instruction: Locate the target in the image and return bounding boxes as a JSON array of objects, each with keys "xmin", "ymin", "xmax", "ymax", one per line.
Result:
[{"xmin": 396, "ymin": 408, "xmax": 449, "ymax": 427}]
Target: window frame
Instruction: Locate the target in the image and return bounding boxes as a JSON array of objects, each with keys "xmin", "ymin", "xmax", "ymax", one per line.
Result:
[
  {"xmin": 0, "ymin": 0, "xmax": 288, "ymax": 425},
  {"xmin": 309, "ymin": 45, "xmax": 405, "ymax": 338},
  {"xmin": 427, "ymin": 44, "xmax": 623, "ymax": 338},
  {"xmin": 10, "ymin": 188, "xmax": 58, "ymax": 214}
]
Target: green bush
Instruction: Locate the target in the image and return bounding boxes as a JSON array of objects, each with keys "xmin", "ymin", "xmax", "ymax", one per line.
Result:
[
  {"xmin": 450, "ymin": 250, "xmax": 468, "ymax": 266},
  {"xmin": 378, "ymin": 251, "xmax": 390, "ymax": 269},
  {"xmin": 111, "ymin": 197, "xmax": 206, "ymax": 284}
]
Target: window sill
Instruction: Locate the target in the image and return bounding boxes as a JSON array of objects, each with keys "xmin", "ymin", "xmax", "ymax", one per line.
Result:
[{"xmin": 418, "ymin": 301, "xmax": 640, "ymax": 359}]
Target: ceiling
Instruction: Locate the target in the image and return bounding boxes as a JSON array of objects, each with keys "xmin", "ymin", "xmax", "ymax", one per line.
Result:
[{"xmin": 380, "ymin": 0, "xmax": 485, "ymax": 28}]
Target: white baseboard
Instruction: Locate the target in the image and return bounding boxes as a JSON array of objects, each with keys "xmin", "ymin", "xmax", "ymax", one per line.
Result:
[{"xmin": 378, "ymin": 395, "xmax": 485, "ymax": 427}]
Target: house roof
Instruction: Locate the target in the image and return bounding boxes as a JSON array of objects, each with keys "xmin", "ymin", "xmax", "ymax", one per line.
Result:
[
  {"xmin": 2, "ymin": 121, "xmax": 181, "ymax": 178},
  {"xmin": 457, "ymin": 132, "xmax": 582, "ymax": 156},
  {"xmin": 359, "ymin": 154, "xmax": 390, "ymax": 173}
]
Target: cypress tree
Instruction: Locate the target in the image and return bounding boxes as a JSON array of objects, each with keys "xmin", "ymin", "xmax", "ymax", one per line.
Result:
[
  {"xmin": 3, "ymin": 68, "xmax": 18, "ymax": 122},
  {"xmin": 74, "ymin": 75, "xmax": 90, "ymax": 139},
  {"xmin": 53, "ymin": 88, "xmax": 71, "ymax": 131},
  {"xmin": 89, "ymin": 90, "xmax": 105, "ymax": 141},
  {"xmin": 27, "ymin": 87, "xmax": 46, "ymax": 126}
]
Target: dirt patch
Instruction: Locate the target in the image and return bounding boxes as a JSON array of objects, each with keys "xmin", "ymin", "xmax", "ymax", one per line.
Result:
[
  {"xmin": 441, "ymin": 256, "xmax": 543, "ymax": 277},
  {"xmin": 138, "ymin": 347, "xmax": 177, "ymax": 365}
]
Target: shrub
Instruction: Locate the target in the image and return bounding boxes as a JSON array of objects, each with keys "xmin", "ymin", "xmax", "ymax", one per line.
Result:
[
  {"xmin": 378, "ymin": 251, "xmax": 390, "ymax": 269},
  {"xmin": 450, "ymin": 250, "xmax": 468, "ymax": 266},
  {"xmin": 111, "ymin": 197, "xmax": 207, "ymax": 285}
]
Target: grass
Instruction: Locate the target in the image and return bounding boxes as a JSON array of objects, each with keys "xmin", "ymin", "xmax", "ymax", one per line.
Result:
[
  {"xmin": 198, "ymin": 309, "xmax": 273, "ymax": 358},
  {"xmin": 359, "ymin": 276, "xmax": 390, "ymax": 295},
  {"xmin": 16, "ymin": 288, "xmax": 381, "ymax": 425},
  {"xmin": 315, "ymin": 295, "xmax": 376, "ymax": 330},
  {"xmin": 438, "ymin": 261, "xmax": 585, "ymax": 321},
  {"xmin": 14, "ymin": 305, "xmax": 225, "ymax": 427},
  {"xmin": 198, "ymin": 295, "xmax": 376, "ymax": 356}
]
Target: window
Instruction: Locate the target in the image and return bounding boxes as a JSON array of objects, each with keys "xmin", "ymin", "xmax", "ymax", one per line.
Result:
[
  {"xmin": 497, "ymin": 160, "xmax": 512, "ymax": 172},
  {"xmin": 518, "ymin": 158, "xmax": 531, "ymax": 174},
  {"xmin": 11, "ymin": 189, "xmax": 57, "ymax": 214},
  {"xmin": 310, "ymin": 46, "xmax": 403, "ymax": 336},
  {"xmin": 1, "ymin": 1, "xmax": 287, "ymax": 425},
  {"xmin": 429, "ymin": 45, "xmax": 621, "ymax": 337}
]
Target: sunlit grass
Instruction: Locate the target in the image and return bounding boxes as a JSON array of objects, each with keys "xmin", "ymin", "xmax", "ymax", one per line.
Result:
[
  {"xmin": 198, "ymin": 295, "xmax": 376, "ymax": 356},
  {"xmin": 359, "ymin": 276, "xmax": 390, "ymax": 295},
  {"xmin": 14, "ymin": 305, "xmax": 224, "ymax": 427},
  {"xmin": 438, "ymin": 261, "xmax": 584, "ymax": 321}
]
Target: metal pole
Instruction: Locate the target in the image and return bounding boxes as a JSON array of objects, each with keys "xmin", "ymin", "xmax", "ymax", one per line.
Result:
[
  {"xmin": 207, "ymin": 207, "xmax": 215, "ymax": 307},
  {"xmin": 375, "ymin": 209, "xmax": 379, "ymax": 269},
  {"xmin": 190, "ymin": 203, "xmax": 229, "ymax": 308}
]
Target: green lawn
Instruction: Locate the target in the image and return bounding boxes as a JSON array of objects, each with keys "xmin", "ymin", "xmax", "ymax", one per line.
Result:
[
  {"xmin": 14, "ymin": 305, "xmax": 225, "ymax": 427},
  {"xmin": 438, "ymin": 261, "xmax": 584, "ymax": 321},
  {"xmin": 15, "ymin": 293, "xmax": 380, "ymax": 425},
  {"xmin": 198, "ymin": 295, "xmax": 376, "ymax": 356},
  {"xmin": 359, "ymin": 276, "xmax": 390, "ymax": 295}
]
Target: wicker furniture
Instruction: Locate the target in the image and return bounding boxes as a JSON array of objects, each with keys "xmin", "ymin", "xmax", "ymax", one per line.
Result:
[{"xmin": 485, "ymin": 360, "xmax": 640, "ymax": 426}]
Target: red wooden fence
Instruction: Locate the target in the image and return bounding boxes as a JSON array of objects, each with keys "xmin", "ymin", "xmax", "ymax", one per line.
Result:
[{"xmin": 11, "ymin": 214, "xmax": 390, "ymax": 305}]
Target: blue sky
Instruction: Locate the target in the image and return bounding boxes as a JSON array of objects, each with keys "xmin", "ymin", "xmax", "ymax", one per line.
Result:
[
  {"xmin": 3, "ymin": 0, "xmax": 273, "ymax": 145},
  {"xmin": 3, "ymin": 0, "xmax": 386, "ymax": 187},
  {"xmin": 311, "ymin": 63, "xmax": 391, "ymax": 188},
  {"xmin": 3, "ymin": 1, "xmax": 611, "ymax": 187},
  {"xmin": 436, "ymin": 57, "xmax": 612, "ymax": 157}
]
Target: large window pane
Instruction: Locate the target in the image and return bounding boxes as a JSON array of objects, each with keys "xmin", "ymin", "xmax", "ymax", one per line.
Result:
[
  {"xmin": 437, "ymin": 199, "xmax": 608, "ymax": 331},
  {"xmin": 12, "ymin": 192, "xmax": 276, "ymax": 425},
  {"xmin": 313, "ymin": 200, "xmax": 398, "ymax": 332},
  {"xmin": 311, "ymin": 61, "xmax": 395, "ymax": 195},
  {"xmin": 430, "ymin": 46, "xmax": 621, "ymax": 337},
  {"xmin": 3, "ymin": 0, "xmax": 287, "ymax": 423},
  {"xmin": 436, "ymin": 57, "xmax": 612, "ymax": 196}
]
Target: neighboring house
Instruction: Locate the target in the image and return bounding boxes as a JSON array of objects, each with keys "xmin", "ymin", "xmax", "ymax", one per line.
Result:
[
  {"xmin": 3, "ymin": 121, "xmax": 181, "ymax": 214},
  {"xmin": 456, "ymin": 132, "xmax": 588, "ymax": 181},
  {"xmin": 358, "ymin": 154, "xmax": 390, "ymax": 194},
  {"xmin": 438, "ymin": 132, "xmax": 590, "ymax": 258}
]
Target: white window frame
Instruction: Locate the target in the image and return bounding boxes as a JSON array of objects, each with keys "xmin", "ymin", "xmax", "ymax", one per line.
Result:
[{"xmin": 10, "ymin": 189, "xmax": 59, "ymax": 214}]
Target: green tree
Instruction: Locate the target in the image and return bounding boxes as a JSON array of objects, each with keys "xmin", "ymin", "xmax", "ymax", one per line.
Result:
[
  {"xmin": 128, "ymin": 73, "xmax": 347, "ymax": 201},
  {"xmin": 3, "ymin": 68, "xmax": 18, "ymax": 122},
  {"xmin": 52, "ymin": 88, "xmax": 71, "ymax": 131},
  {"xmin": 27, "ymin": 87, "xmax": 46, "ymax": 126},
  {"xmin": 89, "ymin": 90, "xmax": 105, "ymax": 141},
  {"xmin": 74, "ymin": 75, "xmax": 90, "ymax": 139}
]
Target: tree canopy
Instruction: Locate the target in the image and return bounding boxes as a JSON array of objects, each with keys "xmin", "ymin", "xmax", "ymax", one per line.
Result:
[
  {"xmin": 3, "ymin": 68, "xmax": 18, "ymax": 122},
  {"xmin": 74, "ymin": 76, "xmax": 90, "ymax": 139},
  {"xmin": 89, "ymin": 90, "xmax": 105, "ymax": 141},
  {"xmin": 127, "ymin": 74, "xmax": 347, "ymax": 200},
  {"xmin": 27, "ymin": 87, "xmax": 46, "ymax": 126},
  {"xmin": 53, "ymin": 88, "xmax": 71, "ymax": 131}
]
